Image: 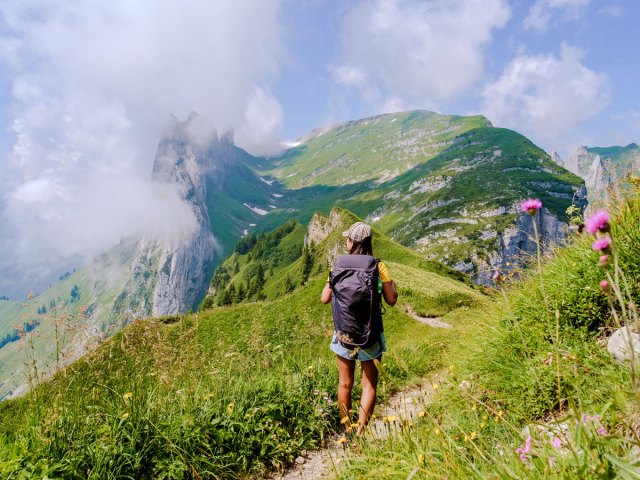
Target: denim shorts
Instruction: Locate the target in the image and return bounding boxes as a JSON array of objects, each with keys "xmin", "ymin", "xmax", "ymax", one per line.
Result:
[{"xmin": 330, "ymin": 331, "xmax": 387, "ymax": 361}]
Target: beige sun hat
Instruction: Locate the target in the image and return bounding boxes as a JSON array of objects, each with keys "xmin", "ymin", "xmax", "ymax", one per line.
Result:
[{"xmin": 342, "ymin": 221, "xmax": 372, "ymax": 242}]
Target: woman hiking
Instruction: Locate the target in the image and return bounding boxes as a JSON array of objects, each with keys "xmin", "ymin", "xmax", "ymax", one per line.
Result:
[{"xmin": 321, "ymin": 221, "xmax": 398, "ymax": 434}]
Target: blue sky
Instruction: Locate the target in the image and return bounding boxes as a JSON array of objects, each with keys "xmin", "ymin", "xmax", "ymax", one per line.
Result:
[{"xmin": 0, "ymin": 0, "xmax": 638, "ymax": 296}]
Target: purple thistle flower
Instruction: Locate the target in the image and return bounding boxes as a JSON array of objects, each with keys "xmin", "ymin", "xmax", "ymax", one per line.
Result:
[
  {"xmin": 598, "ymin": 255, "xmax": 609, "ymax": 267},
  {"xmin": 592, "ymin": 236, "xmax": 612, "ymax": 252},
  {"xmin": 597, "ymin": 426, "xmax": 608, "ymax": 436},
  {"xmin": 521, "ymin": 198, "xmax": 543, "ymax": 215},
  {"xmin": 600, "ymin": 280, "xmax": 610, "ymax": 291},
  {"xmin": 585, "ymin": 210, "xmax": 610, "ymax": 235}
]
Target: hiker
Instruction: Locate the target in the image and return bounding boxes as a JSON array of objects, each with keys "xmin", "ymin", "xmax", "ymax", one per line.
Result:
[{"xmin": 320, "ymin": 221, "xmax": 398, "ymax": 434}]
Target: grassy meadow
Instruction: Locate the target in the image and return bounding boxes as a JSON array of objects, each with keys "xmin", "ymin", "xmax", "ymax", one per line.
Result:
[
  {"xmin": 0, "ymin": 211, "xmax": 485, "ymax": 479},
  {"xmin": 335, "ymin": 184, "xmax": 640, "ymax": 479}
]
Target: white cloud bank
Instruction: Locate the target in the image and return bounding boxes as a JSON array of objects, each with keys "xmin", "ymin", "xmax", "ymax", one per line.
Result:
[
  {"xmin": 333, "ymin": 0, "xmax": 511, "ymax": 112},
  {"xmin": 0, "ymin": 0, "xmax": 285, "ymax": 297},
  {"xmin": 482, "ymin": 44, "xmax": 611, "ymax": 152}
]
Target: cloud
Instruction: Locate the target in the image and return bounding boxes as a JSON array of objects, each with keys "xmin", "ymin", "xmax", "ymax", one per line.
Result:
[
  {"xmin": 235, "ymin": 86, "xmax": 284, "ymax": 157},
  {"xmin": 332, "ymin": 0, "xmax": 510, "ymax": 112},
  {"xmin": 0, "ymin": 0, "xmax": 285, "ymax": 297},
  {"xmin": 524, "ymin": 0, "xmax": 591, "ymax": 31},
  {"xmin": 481, "ymin": 44, "xmax": 611, "ymax": 151}
]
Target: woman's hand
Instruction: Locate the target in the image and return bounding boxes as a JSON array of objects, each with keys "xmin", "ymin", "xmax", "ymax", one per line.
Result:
[
  {"xmin": 321, "ymin": 282, "xmax": 332, "ymax": 304},
  {"xmin": 382, "ymin": 281, "xmax": 398, "ymax": 306}
]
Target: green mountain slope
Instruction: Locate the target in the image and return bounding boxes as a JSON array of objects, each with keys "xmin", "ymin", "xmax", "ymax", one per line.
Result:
[
  {"xmin": 203, "ymin": 207, "xmax": 472, "ymax": 308},
  {"xmin": 0, "ymin": 209, "xmax": 486, "ymax": 478},
  {"xmin": 258, "ymin": 111, "xmax": 586, "ymax": 284}
]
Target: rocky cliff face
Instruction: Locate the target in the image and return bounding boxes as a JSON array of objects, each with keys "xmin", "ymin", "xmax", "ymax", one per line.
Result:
[{"xmin": 118, "ymin": 113, "xmax": 274, "ymax": 317}]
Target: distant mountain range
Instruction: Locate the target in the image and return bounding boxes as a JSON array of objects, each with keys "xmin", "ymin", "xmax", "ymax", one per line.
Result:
[
  {"xmin": 552, "ymin": 143, "xmax": 640, "ymax": 205},
  {"xmin": 0, "ymin": 109, "xmax": 597, "ymax": 398}
]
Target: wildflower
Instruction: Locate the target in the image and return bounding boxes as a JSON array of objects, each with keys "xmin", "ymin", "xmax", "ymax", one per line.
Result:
[
  {"xmin": 492, "ymin": 271, "xmax": 504, "ymax": 285},
  {"xmin": 597, "ymin": 426, "xmax": 608, "ymax": 436},
  {"xmin": 516, "ymin": 435, "xmax": 532, "ymax": 461},
  {"xmin": 549, "ymin": 456, "xmax": 556, "ymax": 467},
  {"xmin": 470, "ymin": 431, "xmax": 477, "ymax": 440},
  {"xmin": 598, "ymin": 255, "xmax": 610, "ymax": 267},
  {"xmin": 341, "ymin": 416, "xmax": 350, "ymax": 424},
  {"xmin": 521, "ymin": 198, "xmax": 543, "ymax": 215},
  {"xmin": 551, "ymin": 437, "xmax": 562, "ymax": 449},
  {"xmin": 337, "ymin": 436, "xmax": 347, "ymax": 445},
  {"xmin": 123, "ymin": 392, "xmax": 133, "ymax": 400},
  {"xmin": 585, "ymin": 210, "xmax": 610, "ymax": 234},
  {"xmin": 418, "ymin": 454, "xmax": 424, "ymax": 464},
  {"xmin": 384, "ymin": 415, "xmax": 397, "ymax": 423},
  {"xmin": 592, "ymin": 236, "xmax": 612, "ymax": 252},
  {"xmin": 418, "ymin": 411, "xmax": 426, "ymax": 418},
  {"xmin": 480, "ymin": 422, "xmax": 486, "ymax": 429},
  {"xmin": 471, "ymin": 404, "xmax": 477, "ymax": 411},
  {"xmin": 226, "ymin": 402, "xmax": 234, "ymax": 413},
  {"xmin": 600, "ymin": 280, "xmax": 610, "ymax": 292},
  {"xmin": 434, "ymin": 427, "xmax": 441, "ymax": 436},
  {"xmin": 432, "ymin": 383, "xmax": 439, "ymax": 390},
  {"xmin": 121, "ymin": 412, "xmax": 129, "ymax": 419}
]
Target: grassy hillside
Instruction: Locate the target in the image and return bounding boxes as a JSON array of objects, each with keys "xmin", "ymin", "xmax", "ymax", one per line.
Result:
[
  {"xmin": 335, "ymin": 182, "xmax": 640, "ymax": 478},
  {"xmin": 203, "ymin": 208, "xmax": 473, "ymax": 308},
  {"xmin": 256, "ymin": 111, "xmax": 585, "ymax": 282},
  {"xmin": 0, "ymin": 240, "xmax": 138, "ymax": 400},
  {"xmin": 0, "ymin": 211, "xmax": 486, "ymax": 479}
]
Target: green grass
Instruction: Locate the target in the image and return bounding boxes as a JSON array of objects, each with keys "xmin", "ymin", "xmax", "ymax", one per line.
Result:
[
  {"xmin": 334, "ymin": 184, "xmax": 640, "ymax": 479},
  {"xmin": 0, "ymin": 210, "xmax": 483, "ymax": 479}
]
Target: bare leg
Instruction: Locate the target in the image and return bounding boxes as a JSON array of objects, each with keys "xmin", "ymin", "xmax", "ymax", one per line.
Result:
[
  {"xmin": 358, "ymin": 357, "xmax": 380, "ymax": 434},
  {"xmin": 336, "ymin": 355, "xmax": 356, "ymax": 423}
]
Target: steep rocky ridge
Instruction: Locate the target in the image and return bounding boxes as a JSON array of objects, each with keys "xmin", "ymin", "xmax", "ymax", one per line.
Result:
[{"xmin": 0, "ymin": 114, "xmax": 276, "ymax": 399}]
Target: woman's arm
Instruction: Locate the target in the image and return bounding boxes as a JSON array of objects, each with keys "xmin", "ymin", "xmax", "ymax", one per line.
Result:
[
  {"xmin": 382, "ymin": 281, "xmax": 398, "ymax": 306},
  {"xmin": 321, "ymin": 282, "xmax": 332, "ymax": 304}
]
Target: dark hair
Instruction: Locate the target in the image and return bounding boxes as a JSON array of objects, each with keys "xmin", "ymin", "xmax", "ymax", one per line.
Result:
[{"xmin": 349, "ymin": 236, "xmax": 373, "ymax": 256}]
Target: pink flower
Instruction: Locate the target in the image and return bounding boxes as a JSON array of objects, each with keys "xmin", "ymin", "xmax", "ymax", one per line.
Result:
[
  {"xmin": 521, "ymin": 198, "xmax": 543, "ymax": 215},
  {"xmin": 592, "ymin": 236, "xmax": 612, "ymax": 252},
  {"xmin": 597, "ymin": 426, "xmax": 608, "ymax": 436},
  {"xmin": 516, "ymin": 435, "xmax": 532, "ymax": 461},
  {"xmin": 551, "ymin": 437, "xmax": 562, "ymax": 449},
  {"xmin": 549, "ymin": 456, "xmax": 556, "ymax": 467},
  {"xmin": 600, "ymin": 280, "xmax": 610, "ymax": 292},
  {"xmin": 585, "ymin": 210, "xmax": 610, "ymax": 234},
  {"xmin": 599, "ymin": 255, "xmax": 609, "ymax": 267}
]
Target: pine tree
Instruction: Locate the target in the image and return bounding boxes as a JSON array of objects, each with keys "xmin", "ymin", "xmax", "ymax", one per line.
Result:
[
  {"xmin": 301, "ymin": 243, "xmax": 314, "ymax": 285},
  {"xmin": 284, "ymin": 275, "xmax": 295, "ymax": 294}
]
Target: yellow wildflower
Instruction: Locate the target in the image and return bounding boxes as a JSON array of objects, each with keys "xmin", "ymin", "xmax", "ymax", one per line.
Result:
[
  {"xmin": 418, "ymin": 454, "xmax": 424, "ymax": 464},
  {"xmin": 350, "ymin": 423, "xmax": 359, "ymax": 429},
  {"xmin": 471, "ymin": 404, "xmax": 477, "ymax": 411},
  {"xmin": 480, "ymin": 423, "xmax": 486, "ymax": 429},
  {"xmin": 121, "ymin": 412, "xmax": 129, "ymax": 419},
  {"xmin": 384, "ymin": 415, "xmax": 397, "ymax": 423},
  {"xmin": 337, "ymin": 436, "xmax": 347, "ymax": 445},
  {"xmin": 226, "ymin": 402, "xmax": 234, "ymax": 413},
  {"xmin": 123, "ymin": 392, "xmax": 133, "ymax": 400},
  {"xmin": 434, "ymin": 427, "xmax": 441, "ymax": 436},
  {"xmin": 341, "ymin": 416, "xmax": 350, "ymax": 424},
  {"xmin": 418, "ymin": 411, "xmax": 426, "ymax": 418},
  {"xmin": 470, "ymin": 431, "xmax": 477, "ymax": 440}
]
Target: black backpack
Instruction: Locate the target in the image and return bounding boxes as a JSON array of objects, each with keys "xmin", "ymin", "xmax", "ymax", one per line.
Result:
[{"xmin": 329, "ymin": 255, "xmax": 383, "ymax": 349}]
